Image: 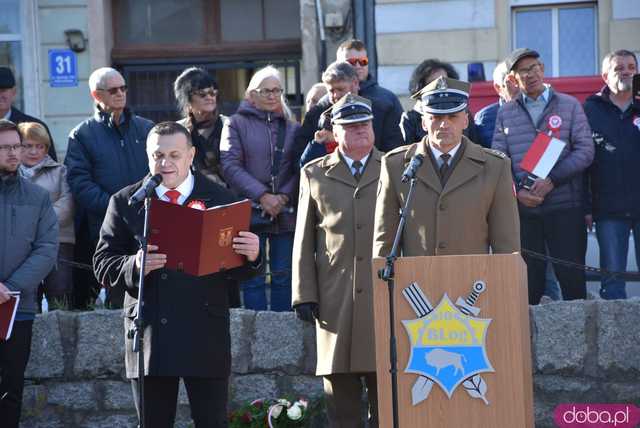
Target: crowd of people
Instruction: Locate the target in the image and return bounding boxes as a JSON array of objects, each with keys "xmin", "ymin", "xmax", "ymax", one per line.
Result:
[{"xmin": 0, "ymin": 39, "xmax": 637, "ymax": 427}]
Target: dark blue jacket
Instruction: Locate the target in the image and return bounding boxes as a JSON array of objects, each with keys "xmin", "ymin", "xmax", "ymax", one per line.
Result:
[
  {"xmin": 359, "ymin": 76, "xmax": 405, "ymax": 152},
  {"xmin": 64, "ymin": 108, "xmax": 154, "ymax": 243},
  {"xmin": 584, "ymin": 87, "xmax": 640, "ymax": 220},
  {"xmin": 295, "ymin": 76, "xmax": 405, "ymax": 167},
  {"xmin": 474, "ymin": 101, "xmax": 501, "ymax": 148}
]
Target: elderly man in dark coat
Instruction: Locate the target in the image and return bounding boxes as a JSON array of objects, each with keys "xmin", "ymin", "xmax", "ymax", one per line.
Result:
[
  {"xmin": 65, "ymin": 67, "xmax": 154, "ymax": 308},
  {"xmin": 93, "ymin": 122, "xmax": 261, "ymax": 428}
]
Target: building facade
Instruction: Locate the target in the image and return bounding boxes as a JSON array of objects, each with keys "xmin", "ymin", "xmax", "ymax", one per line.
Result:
[{"xmin": 1, "ymin": 0, "xmax": 638, "ymax": 155}]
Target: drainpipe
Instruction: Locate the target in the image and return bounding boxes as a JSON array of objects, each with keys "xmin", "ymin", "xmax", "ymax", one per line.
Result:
[{"xmin": 315, "ymin": 0, "xmax": 327, "ymax": 79}]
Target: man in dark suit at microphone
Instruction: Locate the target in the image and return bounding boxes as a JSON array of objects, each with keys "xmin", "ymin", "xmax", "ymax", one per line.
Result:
[
  {"xmin": 93, "ymin": 122, "xmax": 261, "ymax": 428},
  {"xmin": 373, "ymin": 77, "xmax": 520, "ymax": 257}
]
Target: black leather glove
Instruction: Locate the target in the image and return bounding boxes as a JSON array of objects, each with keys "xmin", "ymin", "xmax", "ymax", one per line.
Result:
[{"xmin": 294, "ymin": 303, "xmax": 319, "ymax": 323}]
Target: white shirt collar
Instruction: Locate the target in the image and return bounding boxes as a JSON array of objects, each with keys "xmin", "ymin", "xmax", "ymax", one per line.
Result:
[
  {"xmin": 155, "ymin": 171, "xmax": 195, "ymax": 205},
  {"xmin": 430, "ymin": 142, "xmax": 461, "ymax": 165},
  {"xmin": 340, "ymin": 150, "xmax": 371, "ymax": 175},
  {"xmin": 2, "ymin": 109, "xmax": 11, "ymax": 120}
]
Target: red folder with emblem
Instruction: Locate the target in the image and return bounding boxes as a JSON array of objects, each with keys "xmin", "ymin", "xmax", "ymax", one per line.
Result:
[{"xmin": 148, "ymin": 198, "xmax": 251, "ymax": 276}]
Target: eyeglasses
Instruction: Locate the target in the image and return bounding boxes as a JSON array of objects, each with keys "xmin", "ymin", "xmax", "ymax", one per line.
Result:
[
  {"xmin": 346, "ymin": 57, "xmax": 369, "ymax": 67},
  {"xmin": 191, "ymin": 88, "xmax": 218, "ymax": 98},
  {"xmin": 514, "ymin": 63, "xmax": 542, "ymax": 77},
  {"xmin": 98, "ymin": 85, "xmax": 128, "ymax": 95},
  {"xmin": 0, "ymin": 144, "xmax": 23, "ymax": 153},
  {"xmin": 254, "ymin": 87, "xmax": 283, "ymax": 98}
]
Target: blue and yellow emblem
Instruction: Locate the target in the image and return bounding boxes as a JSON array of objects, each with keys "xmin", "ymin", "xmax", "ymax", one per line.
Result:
[{"xmin": 402, "ymin": 293, "xmax": 494, "ymax": 398}]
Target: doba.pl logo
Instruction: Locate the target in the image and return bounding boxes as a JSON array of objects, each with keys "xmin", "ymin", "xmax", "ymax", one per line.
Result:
[{"xmin": 555, "ymin": 404, "xmax": 640, "ymax": 427}]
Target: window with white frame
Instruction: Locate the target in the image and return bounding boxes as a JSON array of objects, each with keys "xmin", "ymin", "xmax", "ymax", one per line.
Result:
[
  {"xmin": 513, "ymin": 3, "xmax": 598, "ymax": 77},
  {"xmin": 0, "ymin": 0, "xmax": 22, "ymax": 109}
]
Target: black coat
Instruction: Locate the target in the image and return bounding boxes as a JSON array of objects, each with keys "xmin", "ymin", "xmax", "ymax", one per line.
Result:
[
  {"xmin": 9, "ymin": 107, "xmax": 58, "ymax": 161},
  {"xmin": 93, "ymin": 172, "xmax": 262, "ymax": 378},
  {"xmin": 65, "ymin": 108, "xmax": 154, "ymax": 244},
  {"xmin": 584, "ymin": 86, "xmax": 640, "ymax": 219},
  {"xmin": 293, "ymin": 76, "xmax": 405, "ymax": 166}
]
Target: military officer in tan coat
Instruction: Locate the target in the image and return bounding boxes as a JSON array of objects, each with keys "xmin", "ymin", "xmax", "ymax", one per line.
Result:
[
  {"xmin": 292, "ymin": 94, "xmax": 380, "ymax": 427},
  {"xmin": 374, "ymin": 76, "xmax": 520, "ymax": 258}
]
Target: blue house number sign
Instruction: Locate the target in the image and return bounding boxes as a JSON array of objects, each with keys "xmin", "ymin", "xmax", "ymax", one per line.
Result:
[{"xmin": 49, "ymin": 49, "xmax": 78, "ymax": 87}]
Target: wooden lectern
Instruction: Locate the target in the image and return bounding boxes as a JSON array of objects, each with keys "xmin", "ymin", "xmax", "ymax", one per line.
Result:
[{"xmin": 372, "ymin": 254, "xmax": 534, "ymax": 428}]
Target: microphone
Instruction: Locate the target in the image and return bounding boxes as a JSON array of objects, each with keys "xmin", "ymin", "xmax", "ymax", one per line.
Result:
[
  {"xmin": 401, "ymin": 154, "xmax": 425, "ymax": 183},
  {"xmin": 128, "ymin": 174, "xmax": 163, "ymax": 205}
]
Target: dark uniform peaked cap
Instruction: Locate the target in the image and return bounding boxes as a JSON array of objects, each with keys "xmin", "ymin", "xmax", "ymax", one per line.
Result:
[
  {"xmin": 330, "ymin": 93, "xmax": 374, "ymax": 125},
  {"xmin": 412, "ymin": 76, "xmax": 470, "ymax": 115}
]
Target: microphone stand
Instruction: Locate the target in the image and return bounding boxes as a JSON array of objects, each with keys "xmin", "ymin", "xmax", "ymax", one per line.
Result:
[
  {"xmin": 378, "ymin": 175, "xmax": 420, "ymax": 428},
  {"xmin": 131, "ymin": 196, "xmax": 152, "ymax": 428}
]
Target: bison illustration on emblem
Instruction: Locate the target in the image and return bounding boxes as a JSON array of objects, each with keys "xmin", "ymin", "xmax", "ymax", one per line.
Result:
[{"xmin": 425, "ymin": 348, "xmax": 467, "ymax": 376}]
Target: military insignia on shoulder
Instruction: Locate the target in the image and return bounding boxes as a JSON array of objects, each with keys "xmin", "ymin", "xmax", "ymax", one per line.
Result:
[
  {"xmin": 386, "ymin": 145, "xmax": 410, "ymax": 157},
  {"xmin": 484, "ymin": 148, "xmax": 506, "ymax": 159},
  {"xmin": 402, "ymin": 281, "xmax": 493, "ymax": 406}
]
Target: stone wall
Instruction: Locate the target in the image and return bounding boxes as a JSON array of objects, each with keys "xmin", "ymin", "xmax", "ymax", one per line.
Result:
[{"xmin": 19, "ymin": 300, "xmax": 640, "ymax": 427}]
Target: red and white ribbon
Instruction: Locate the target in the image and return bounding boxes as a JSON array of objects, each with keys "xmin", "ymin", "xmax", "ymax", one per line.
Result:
[
  {"xmin": 187, "ymin": 200, "xmax": 206, "ymax": 210},
  {"xmin": 548, "ymin": 115, "xmax": 562, "ymax": 133}
]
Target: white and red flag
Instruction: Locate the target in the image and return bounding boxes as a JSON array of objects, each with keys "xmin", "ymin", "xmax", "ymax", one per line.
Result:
[{"xmin": 519, "ymin": 133, "xmax": 566, "ymax": 179}]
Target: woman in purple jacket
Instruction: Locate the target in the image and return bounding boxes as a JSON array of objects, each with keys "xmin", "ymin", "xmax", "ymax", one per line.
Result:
[{"xmin": 220, "ymin": 66, "xmax": 300, "ymax": 311}]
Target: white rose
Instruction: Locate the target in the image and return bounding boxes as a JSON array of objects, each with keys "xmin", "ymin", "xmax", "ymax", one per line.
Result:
[
  {"xmin": 277, "ymin": 398, "xmax": 291, "ymax": 407},
  {"xmin": 287, "ymin": 404, "xmax": 303, "ymax": 420},
  {"xmin": 270, "ymin": 404, "xmax": 284, "ymax": 419}
]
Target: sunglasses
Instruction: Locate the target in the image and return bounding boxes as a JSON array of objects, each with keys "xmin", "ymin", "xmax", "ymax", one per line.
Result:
[
  {"xmin": 346, "ymin": 57, "xmax": 369, "ymax": 67},
  {"xmin": 98, "ymin": 85, "xmax": 128, "ymax": 95},
  {"xmin": 192, "ymin": 88, "xmax": 218, "ymax": 98}
]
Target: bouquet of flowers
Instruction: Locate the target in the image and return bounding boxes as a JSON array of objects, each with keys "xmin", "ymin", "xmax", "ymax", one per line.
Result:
[{"xmin": 229, "ymin": 397, "xmax": 315, "ymax": 428}]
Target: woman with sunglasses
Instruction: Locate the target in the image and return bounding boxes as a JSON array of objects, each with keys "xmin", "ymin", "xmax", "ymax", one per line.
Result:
[
  {"xmin": 220, "ymin": 65, "xmax": 300, "ymax": 312},
  {"xmin": 174, "ymin": 67, "xmax": 227, "ymax": 187}
]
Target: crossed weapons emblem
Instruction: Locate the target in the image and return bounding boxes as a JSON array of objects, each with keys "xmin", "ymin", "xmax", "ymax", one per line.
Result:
[{"xmin": 401, "ymin": 281, "xmax": 494, "ymax": 406}]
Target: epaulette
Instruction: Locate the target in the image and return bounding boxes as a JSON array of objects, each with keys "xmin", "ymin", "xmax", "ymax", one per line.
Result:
[
  {"xmin": 303, "ymin": 155, "xmax": 325, "ymax": 171},
  {"xmin": 483, "ymin": 148, "xmax": 507, "ymax": 159},
  {"xmin": 385, "ymin": 144, "xmax": 413, "ymax": 158}
]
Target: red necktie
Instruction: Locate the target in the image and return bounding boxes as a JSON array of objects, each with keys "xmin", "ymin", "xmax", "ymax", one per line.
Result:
[{"xmin": 164, "ymin": 189, "xmax": 181, "ymax": 205}]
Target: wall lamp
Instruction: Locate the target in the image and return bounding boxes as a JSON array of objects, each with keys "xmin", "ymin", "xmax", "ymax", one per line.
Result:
[{"xmin": 64, "ymin": 29, "xmax": 87, "ymax": 53}]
